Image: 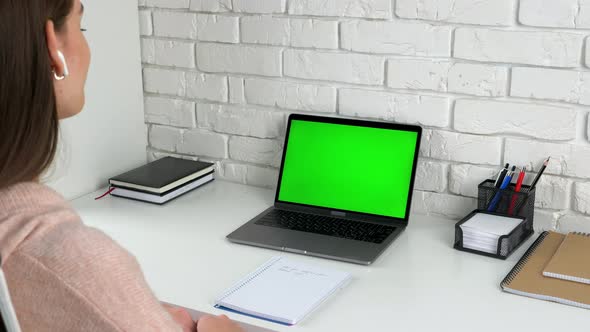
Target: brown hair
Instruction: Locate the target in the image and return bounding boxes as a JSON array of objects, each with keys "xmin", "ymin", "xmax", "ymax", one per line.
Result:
[{"xmin": 0, "ymin": 0, "xmax": 74, "ymax": 188}]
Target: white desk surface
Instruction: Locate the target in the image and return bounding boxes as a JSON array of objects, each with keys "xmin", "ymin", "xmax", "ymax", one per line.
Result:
[{"xmin": 72, "ymin": 180, "xmax": 590, "ymax": 332}]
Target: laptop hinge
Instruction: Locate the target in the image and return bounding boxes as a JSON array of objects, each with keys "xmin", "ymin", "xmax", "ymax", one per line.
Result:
[{"xmin": 274, "ymin": 202, "xmax": 407, "ymax": 227}]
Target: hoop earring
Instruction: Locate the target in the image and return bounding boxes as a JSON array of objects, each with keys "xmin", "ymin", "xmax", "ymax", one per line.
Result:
[{"xmin": 53, "ymin": 70, "xmax": 66, "ymax": 81}]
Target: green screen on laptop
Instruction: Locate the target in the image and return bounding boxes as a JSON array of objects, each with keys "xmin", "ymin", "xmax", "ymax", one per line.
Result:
[{"xmin": 277, "ymin": 119, "xmax": 419, "ymax": 219}]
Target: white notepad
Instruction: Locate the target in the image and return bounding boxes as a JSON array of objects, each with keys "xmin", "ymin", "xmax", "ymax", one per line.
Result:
[
  {"xmin": 461, "ymin": 213, "xmax": 522, "ymax": 234},
  {"xmin": 460, "ymin": 212, "xmax": 523, "ymax": 254},
  {"xmin": 214, "ymin": 257, "xmax": 352, "ymax": 326}
]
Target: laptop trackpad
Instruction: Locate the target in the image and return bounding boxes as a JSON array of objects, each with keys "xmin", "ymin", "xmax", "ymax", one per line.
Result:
[{"xmin": 282, "ymin": 231, "xmax": 378, "ymax": 258}]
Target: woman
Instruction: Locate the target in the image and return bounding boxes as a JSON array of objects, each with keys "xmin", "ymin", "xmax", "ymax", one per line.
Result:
[{"xmin": 0, "ymin": 1, "xmax": 242, "ymax": 331}]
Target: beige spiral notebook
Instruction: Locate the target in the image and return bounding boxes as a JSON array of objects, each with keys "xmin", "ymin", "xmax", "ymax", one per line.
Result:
[
  {"xmin": 543, "ymin": 232, "xmax": 590, "ymax": 285},
  {"xmin": 501, "ymin": 231, "xmax": 590, "ymax": 310}
]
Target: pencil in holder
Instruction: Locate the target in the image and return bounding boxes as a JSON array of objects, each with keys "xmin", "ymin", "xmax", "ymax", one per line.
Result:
[{"xmin": 453, "ymin": 179, "xmax": 536, "ymax": 259}]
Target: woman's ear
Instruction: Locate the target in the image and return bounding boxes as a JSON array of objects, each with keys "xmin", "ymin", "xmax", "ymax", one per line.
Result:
[{"xmin": 45, "ymin": 20, "xmax": 66, "ymax": 78}]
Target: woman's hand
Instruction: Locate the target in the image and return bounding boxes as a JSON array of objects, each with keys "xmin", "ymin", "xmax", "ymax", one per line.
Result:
[
  {"xmin": 163, "ymin": 304, "xmax": 196, "ymax": 332},
  {"xmin": 196, "ymin": 314, "xmax": 244, "ymax": 332}
]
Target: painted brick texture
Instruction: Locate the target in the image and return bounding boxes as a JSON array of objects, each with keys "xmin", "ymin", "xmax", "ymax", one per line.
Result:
[{"xmin": 139, "ymin": 0, "xmax": 590, "ymax": 231}]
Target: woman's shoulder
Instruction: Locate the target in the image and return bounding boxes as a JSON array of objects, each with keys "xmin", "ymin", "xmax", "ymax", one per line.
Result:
[
  {"xmin": 5, "ymin": 211, "xmax": 180, "ymax": 331},
  {"xmin": 22, "ymin": 220, "xmax": 140, "ymax": 276},
  {"xmin": 0, "ymin": 181, "xmax": 142, "ymax": 286},
  {"xmin": 0, "ymin": 182, "xmax": 70, "ymax": 215},
  {"xmin": 0, "ymin": 182, "xmax": 87, "ymax": 265}
]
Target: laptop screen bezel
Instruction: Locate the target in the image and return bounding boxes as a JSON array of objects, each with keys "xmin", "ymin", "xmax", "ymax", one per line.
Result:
[{"xmin": 273, "ymin": 113, "xmax": 422, "ymax": 227}]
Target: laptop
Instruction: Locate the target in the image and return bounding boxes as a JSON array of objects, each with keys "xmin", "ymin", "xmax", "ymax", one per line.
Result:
[{"xmin": 227, "ymin": 114, "xmax": 422, "ymax": 265}]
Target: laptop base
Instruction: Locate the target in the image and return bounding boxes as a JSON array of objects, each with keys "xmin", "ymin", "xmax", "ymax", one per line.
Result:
[{"xmin": 227, "ymin": 207, "xmax": 405, "ymax": 265}]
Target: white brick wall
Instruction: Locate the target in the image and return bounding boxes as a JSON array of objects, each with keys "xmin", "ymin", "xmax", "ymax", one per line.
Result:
[
  {"xmin": 387, "ymin": 59, "xmax": 449, "ymax": 92},
  {"xmin": 141, "ymin": 39, "xmax": 195, "ymax": 68},
  {"xmin": 244, "ymin": 78, "xmax": 336, "ymax": 113},
  {"xmin": 197, "ymin": 43, "xmax": 282, "ymax": 77},
  {"xmin": 229, "ymin": 77, "xmax": 245, "ymax": 104},
  {"xmin": 186, "ymin": 72, "xmax": 228, "ymax": 102},
  {"xmin": 196, "ymin": 14, "xmax": 239, "ymax": 43},
  {"xmin": 449, "ymin": 165, "xmax": 498, "ymax": 198},
  {"xmin": 534, "ymin": 175, "xmax": 572, "ymax": 210},
  {"xmin": 222, "ymin": 162, "xmax": 279, "ymax": 187},
  {"xmin": 144, "ymin": 96, "xmax": 196, "ymax": 128},
  {"xmin": 557, "ymin": 215, "xmax": 590, "ymax": 233},
  {"xmin": 146, "ymin": 0, "xmax": 188, "ymax": 9},
  {"xmin": 519, "ymin": 0, "xmax": 590, "ymax": 29},
  {"xmin": 138, "ymin": 10, "xmax": 152, "ymax": 36},
  {"xmin": 284, "ymin": 49, "xmax": 384, "ymax": 85},
  {"xmin": 386, "ymin": 60, "xmax": 508, "ymax": 96},
  {"xmin": 233, "ymin": 0, "xmax": 286, "ymax": 14},
  {"xmin": 189, "ymin": 0, "xmax": 231, "ymax": 12},
  {"xmin": 229, "ymin": 136, "xmax": 283, "ymax": 167},
  {"xmin": 197, "ymin": 104, "xmax": 286, "ymax": 139},
  {"xmin": 143, "ymin": 68, "xmax": 185, "ymax": 96},
  {"xmin": 177, "ymin": 129, "xmax": 229, "ymax": 159},
  {"xmin": 289, "ymin": 0, "xmax": 392, "ymax": 19},
  {"xmin": 340, "ymin": 20, "xmax": 452, "ymax": 56},
  {"xmin": 290, "ymin": 19, "xmax": 338, "ymax": 49},
  {"xmin": 420, "ymin": 192, "xmax": 477, "ymax": 219},
  {"xmin": 454, "ymin": 28, "xmax": 584, "ymax": 67},
  {"xmin": 153, "ymin": 11, "xmax": 197, "ymax": 39},
  {"xmin": 454, "ymin": 100, "xmax": 576, "ymax": 140},
  {"xmin": 414, "ymin": 161, "xmax": 447, "ymax": 193},
  {"xmin": 448, "ymin": 63, "xmax": 508, "ymax": 96},
  {"xmin": 339, "ymin": 89, "xmax": 450, "ymax": 127},
  {"xmin": 139, "ymin": 1, "xmax": 590, "ymax": 231},
  {"xmin": 421, "ymin": 130, "xmax": 502, "ymax": 165},
  {"xmin": 574, "ymin": 182, "xmax": 590, "ymax": 214},
  {"xmin": 504, "ymin": 139, "xmax": 590, "ymax": 179},
  {"xmin": 241, "ymin": 16, "xmax": 290, "ymax": 46},
  {"xmin": 396, "ymin": 0, "xmax": 514, "ymax": 26},
  {"xmin": 511, "ymin": 67, "xmax": 590, "ymax": 106},
  {"xmin": 148, "ymin": 125, "xmax": 182, "ymax": 152}
]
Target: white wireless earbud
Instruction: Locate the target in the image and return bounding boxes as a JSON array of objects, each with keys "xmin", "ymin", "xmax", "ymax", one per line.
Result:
[{"xmin": 56, "ymin": 50, "xmax": 69, "ymax": 78}]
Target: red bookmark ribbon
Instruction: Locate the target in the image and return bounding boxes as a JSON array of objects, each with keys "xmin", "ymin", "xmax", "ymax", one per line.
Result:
[{"xmin": 95, "ymin": 187, "xmax": 115, "ymax": 200}]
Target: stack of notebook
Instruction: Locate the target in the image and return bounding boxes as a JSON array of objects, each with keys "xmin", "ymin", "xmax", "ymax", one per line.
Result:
[
  {"xmin": 109, "ymin": 157, "xmax": 215, "ymax": 204},
  {"xmin": 501, "ymin": 231, "xmax": 590, "ymax": 310}
]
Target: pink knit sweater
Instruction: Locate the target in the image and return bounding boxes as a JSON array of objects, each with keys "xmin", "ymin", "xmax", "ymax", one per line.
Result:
[{"xmin": 0, "ymin": 182, "xmax": 183, "ymax": 331}]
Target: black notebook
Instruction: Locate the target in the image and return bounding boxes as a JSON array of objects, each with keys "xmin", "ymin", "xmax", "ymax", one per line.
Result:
[
  {"xmin": 109, "ymin": 157, "xmax": 215, "ymax": 194},
  {"xmin": 110, "ymin": 172, "xmax": 214, "ymax": 204}
]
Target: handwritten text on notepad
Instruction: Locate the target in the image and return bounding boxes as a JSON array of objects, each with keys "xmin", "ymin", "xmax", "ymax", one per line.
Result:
[{"xmin": 278, "ymin": 265, "xmax": 328, "ymax": 278}]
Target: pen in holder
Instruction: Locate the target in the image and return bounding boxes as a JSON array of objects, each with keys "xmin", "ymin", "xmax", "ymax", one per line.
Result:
[
  {"xmin": 454, "ymin": 179, "xmax": 536, "ymax": 259},
  {"xmin": 479, "ymin": 179, "xmax": 535, "ymax": 224}
]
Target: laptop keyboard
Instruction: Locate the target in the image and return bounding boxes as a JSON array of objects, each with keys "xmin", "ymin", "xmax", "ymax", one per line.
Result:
[{"xmin": 255, "ymin": 209, "xmax": 397, "ymax": 244}]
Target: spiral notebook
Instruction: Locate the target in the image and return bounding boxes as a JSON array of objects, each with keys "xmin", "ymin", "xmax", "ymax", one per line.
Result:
[
  {"xmin": 543, "ymin": 232, "xmax": 590, "ymax": 284},
  {"xmin": 501, "ymin": 231, "xmax": 590, "ymax": 310},
  {"xmin": 214, "ymin": 257, "xmax": 351, "ymax": 325}
]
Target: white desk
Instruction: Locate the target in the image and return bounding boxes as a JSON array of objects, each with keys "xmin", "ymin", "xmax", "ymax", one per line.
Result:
[{"xmin": 72, "ymin": 180, "xmax": 590, "ymax": 332}]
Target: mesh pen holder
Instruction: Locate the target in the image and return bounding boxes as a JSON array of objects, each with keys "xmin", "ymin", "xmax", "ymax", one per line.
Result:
[{"xmin": 454, "ymin": 179, "xmax": 536, "ymax": 259}]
